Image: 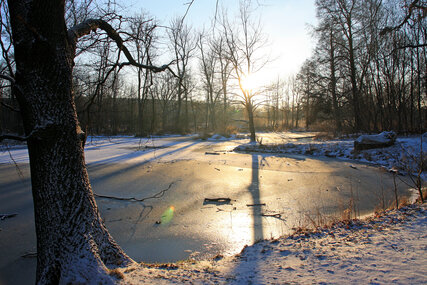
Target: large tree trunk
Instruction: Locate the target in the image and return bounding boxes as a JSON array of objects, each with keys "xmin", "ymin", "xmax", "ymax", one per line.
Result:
[{"xmin": 8, "ymin": 1, "xmax": 132, "ymax": 283}]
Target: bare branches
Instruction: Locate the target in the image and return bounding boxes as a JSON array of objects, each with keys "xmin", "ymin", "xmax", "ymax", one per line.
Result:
[
  {"xmin": 0, "ymin": 101, "xmax": 19, "ymax": 112},
  {"xmin": 0, "ymin": 73, "xmax": 15, "ymax": 83},
  {"xmin": 68, "ymin": 19, "xmax": 170, "ymax": 73},
  {"xmin": 380, "ymin": 0, "xmax": 426, "ymax": 35},
  {"xmin": 182, "ymin": 0, "xmax": 196, "ymax": 23},
  {"xmin": 0, "ymin": 133, "xmax": 29, "ymax": 142},
  {"xmin": 396, "ymin": 43, "xmax": 427, "ymax": 50}
]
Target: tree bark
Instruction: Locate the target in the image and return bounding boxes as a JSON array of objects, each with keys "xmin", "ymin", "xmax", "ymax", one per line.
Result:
[{"xmin": 8, "ymin": 1, "xmax": 132, "ymax": 283}]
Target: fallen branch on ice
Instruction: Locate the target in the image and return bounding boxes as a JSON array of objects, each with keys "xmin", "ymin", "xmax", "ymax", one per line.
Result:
[
  {"xmin": 203, "ymin": 198, "xmax": 232, "ymax": 205},
  {"xmin": 261, "ymin": 213, "xmax": 282, "ymax": 219},
  {"xmin": 94, "ymin": 181, "xmax": 177, "ymax": 202},
  {"xmin": 0, "ymin": 213, "xmax": 17, "ymax": 220},
  {"xmin": 21, "ymin": 252, "xmax": 37, "ymax": 258},
  {"xmin": 247, "ymin": 203, "xmax": 266, "ymax": 207}
]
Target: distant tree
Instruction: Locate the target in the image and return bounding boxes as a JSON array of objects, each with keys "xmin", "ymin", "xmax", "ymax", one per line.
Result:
[
  {"xmin": 197, "ymin": 32, "xmax": 221, "ymax": 131},
  {"xmin": 127, "ymin": 14, "xmax": 157, "ymax": 136},
  {"xmin": 211, "ymin": 35, "xmax": 233, "ymax": 133},
  {"xmin": 168, "ymin": 17, "xmax": 196, "ymax": 133},
  {"xmin": 221, "ymin": 0, "xmax": 268, "ymax": 141}
]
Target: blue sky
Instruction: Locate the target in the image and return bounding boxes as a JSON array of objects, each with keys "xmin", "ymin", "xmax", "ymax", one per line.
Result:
[{"xmin": 121, "ymin": 0, "xmax": 317, "ymax": 84}]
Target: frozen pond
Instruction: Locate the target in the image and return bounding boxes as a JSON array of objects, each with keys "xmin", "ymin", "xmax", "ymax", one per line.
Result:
[{"xmin": 0, "ymin": 133, "xmax": 414, "ymax": 284}]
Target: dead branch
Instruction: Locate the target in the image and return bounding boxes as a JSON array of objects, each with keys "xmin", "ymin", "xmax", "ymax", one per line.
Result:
[
  {"xmin": 204, "ymin": 198, "xmax": 231, "ymax": 203},
  {"xmin": 94, "ymin": 181, "xmax": 177, "ymax": 202},
  {"xmin": 0, "ymin": 133, "xmax": 30, "ymax": 142},
  {"xmin": 0, "ymin": 213, "xmax": 17, "ymax": 220},
  {"xmin": 0, "ymin": 73, "xmax": 14, "ymax": 83},
  {"xmin": 246, "ymin": 203, "xmax": 266, "ymax": 207},
  {"xmin": 0, "ymin": 101, "xmax": 19, "ymax": 112},
  {"xmin": 21, "ymin": 252, "xmax": 37, "ymax": 258},
  {"xmin": 261, "ymin": 213, "xmax": 282, "ymax": 219},
  {"xmin": 68, "ymin": 18, "xmax": 170, "ymax": 73},
  {"xmin": 380, "ymin": 0, "xmax": 425, "ymax": 35}
]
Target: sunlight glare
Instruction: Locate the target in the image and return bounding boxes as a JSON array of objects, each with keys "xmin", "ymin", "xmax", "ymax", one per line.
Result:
[{"xmin": 240, "ymin": 73, "xmax": 258, "ymax": 92}]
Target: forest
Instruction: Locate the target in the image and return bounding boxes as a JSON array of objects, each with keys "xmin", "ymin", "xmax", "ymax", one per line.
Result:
[
  {"xmin": 1, "ymin": 0, "xmax": 425, "ymax": 139},
  {"xmin": 0, "ymin": 1, "xmax": 426, "ymax": 284}
]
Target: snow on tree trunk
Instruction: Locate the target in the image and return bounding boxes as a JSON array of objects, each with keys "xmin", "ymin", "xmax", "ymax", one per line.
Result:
[{"xmin": 8, "ymin": 1, "xmax": 133, "ymax": 283}]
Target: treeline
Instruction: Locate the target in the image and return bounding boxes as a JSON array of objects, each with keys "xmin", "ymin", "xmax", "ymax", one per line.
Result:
[
  {"xmin": 0, "ymin": 0, "xmax": 276, "ymax": 138},
  {"xmin": 294, "ymin": 0, "xmax": 426, "ymax": 133},
  {"xmin": 1, "ymin": 0, "xmax": 425, "ymax": 137}
]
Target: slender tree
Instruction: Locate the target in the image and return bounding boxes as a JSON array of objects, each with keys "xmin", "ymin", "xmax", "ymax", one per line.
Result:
[{"xmin": 221, "ymin": 0, "xmax": 268, "ymax": 141}]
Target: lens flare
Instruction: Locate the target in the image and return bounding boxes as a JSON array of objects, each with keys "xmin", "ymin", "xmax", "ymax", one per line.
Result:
[{"xmin": 160, "ymin": 205, "xmax": 175, "ymax": 225}]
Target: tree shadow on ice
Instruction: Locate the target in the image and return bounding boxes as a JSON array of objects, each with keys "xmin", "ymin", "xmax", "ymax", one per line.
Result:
[
  {"xmin": 248, "ymin": 154, "xmax": 264, "ymax": 243},
  {"xmin": 226, "ymin": 153, "xmax": 274, "ymax": 283}
]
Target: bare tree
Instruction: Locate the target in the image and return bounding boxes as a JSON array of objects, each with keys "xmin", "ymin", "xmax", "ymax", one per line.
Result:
[
  {"xmin": 197, "ymin": 32, "xmax": 221, "ymax": 131},
  {"xmin": 168, "ymin": 17, "xmax": 196, "ymax": 133},
  {"xmin": 127, "ymin": 13, "xmax": 157, "ymax": 136},
  {"xmin": 211, "ymin": 34, "xmax": 233, "ymax": 133},
  {"xmin": 221, "ymin": 0, "xmax": 268, "ymax": 141}
]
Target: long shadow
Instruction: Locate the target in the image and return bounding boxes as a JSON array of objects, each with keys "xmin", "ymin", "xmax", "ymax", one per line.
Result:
[
  {"xmin": 249, "ymin": 154, "xmax": 264, "ymax": 242},
  {"xmin": 228, "ymin": 153, "xmax": 268, "ymax": 283},
  {"xmin": 88, "ymin": 140, "xmax": 201, "ymax": 186},
  {"xmin": 87, "ymin": 137, "xmax": 196, "ymax": 165}
]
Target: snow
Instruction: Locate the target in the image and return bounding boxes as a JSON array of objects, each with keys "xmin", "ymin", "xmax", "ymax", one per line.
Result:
[
  {"xmin": 120, "ymin": 203, "xmax": 427, "ymax": 284},
  {"xmin": 235, "ymin": 133, "xmax": 427, "ymax": 179},
  {"xmin": 355, "ymin": 131, "xmax": 396, "ymax": 144},
  {"xmin": 1, "ymin": 132, "xmax": 426, "ymax": 283}
]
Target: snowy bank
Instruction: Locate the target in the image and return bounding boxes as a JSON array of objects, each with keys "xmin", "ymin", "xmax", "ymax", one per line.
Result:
[
  {"xmin": 235, "ymin": 135, "xmax": 427, "ymax": 177},
  {"xmin": 120, "ymin": 203, "xmax": 426, "ymax": 284}
]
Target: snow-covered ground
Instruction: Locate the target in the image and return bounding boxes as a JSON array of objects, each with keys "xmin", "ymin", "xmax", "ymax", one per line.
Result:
[
  {"xmin": 1, "ymin": 132, "xmax": 426, "ymax": 284},
  {"xmin": 120, "ymin": 203, "xmax": 426, "ymax": 284},
  {"xmin": 236, "ymin": 132, "xmax": 427, "ymax": 180},
  {"xmin": 116, "ymin": 132, "xmax": 426, "ymax": 284}
]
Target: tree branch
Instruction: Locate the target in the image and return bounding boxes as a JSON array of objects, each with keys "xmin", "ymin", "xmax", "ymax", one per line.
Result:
[
  {"xmin": 93, "ymin": 181, "xmax": 177, "ymax": 202},
  {"xmin": 380, "ymin": 0, "xmax": 425, "ymax": 35},
  {"xmin": 68, "ymin": 19, "xmax": 170, "ymax": 72},
  {"xmin": 0, "ymin": 133, "xmax": 29, "ymax": 142},
  {"xmin": 396, "ymin": 43, "xmax": 427, "ymax": 50},
  {"xmin": 0, "ymin": 101, "xmax": 20, "ymax": 112},
  {"xmin": 0, "ymin": 73, "xmax": 15, "ymax": 83}
]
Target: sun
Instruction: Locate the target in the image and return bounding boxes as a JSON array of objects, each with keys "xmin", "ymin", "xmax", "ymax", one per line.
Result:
[{"xmin": 240, "ymin": 73, "xmax": 257, "ymax": 92}]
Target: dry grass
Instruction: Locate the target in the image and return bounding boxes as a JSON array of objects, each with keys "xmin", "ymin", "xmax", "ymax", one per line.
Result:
[
  {"xmin": 109, "ymin": 268, "xmax": 124, "ymax": 280},
  {"xmin": 314, "ymin": 132, "xmax": 335, "ymax": 141}
]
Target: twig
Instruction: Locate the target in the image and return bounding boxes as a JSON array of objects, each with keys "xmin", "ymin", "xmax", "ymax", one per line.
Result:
[
  {"xmin": 0, "ymin": 101, "xmax": 20, "ymax": 112},
  {"xmin": 94, "ymin": 181, "xmax": 177, "ymax": 202},
  {"xmin": 261, "ymin": 213, "xmax": 282, "ymax": 219},
  {"xmin": 0, "ymin": 133, "xmax": 30, "ymax": 142},
  {"xmin": 21, "ymin": 252, "xmax": 37, "ymax": 258},
  {"xmin": 8, "ymin": 148, "xmax": 24, "ymax": 180},
  {"xmin": 205, "ymin": 152, "xmax": 220, "ymax": 155},
  {"xmin": 204, "ymin": 198, "xmax": 231, "ymax": 203},
  {"xmin": 0, "ymin": 213, "xmax": 17, "ymax": 220},
  {"xmin": 246, "ymin": 203, "xmax": 266, "ymax": 207},
  {"xmin": 182, "ymin": 0, "xmax": 196, "ymax": 23}
]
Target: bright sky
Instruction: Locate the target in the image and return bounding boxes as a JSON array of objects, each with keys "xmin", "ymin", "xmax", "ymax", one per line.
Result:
[{"xmin": 121, "ymin": 0, "xmax": 317, "ymax": 86}]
